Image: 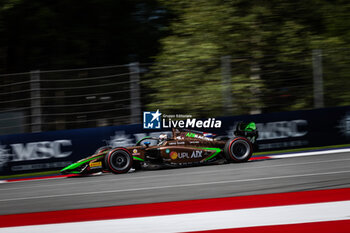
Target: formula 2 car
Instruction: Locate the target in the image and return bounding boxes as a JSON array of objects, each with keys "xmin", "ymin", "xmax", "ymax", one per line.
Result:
[{"xmin": 60, "ymin": 122, "xmax": 258, "ymax": 175}]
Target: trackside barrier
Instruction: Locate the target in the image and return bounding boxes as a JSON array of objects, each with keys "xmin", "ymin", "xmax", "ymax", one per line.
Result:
[{"xmin": 0, "ymin": 106, "xmax": 349, "ymax": 175}]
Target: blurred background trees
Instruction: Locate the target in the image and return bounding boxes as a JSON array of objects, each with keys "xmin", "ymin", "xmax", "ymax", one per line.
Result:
[
  {"xmin": 0, "ymin": 0, "xmax": 169, "ymax": 72},
  {"xmin": 0, "ymin": 0, "xmax": 349, "ymax": 128},
  {"xmin": 146, "ymin": 0, "xmax": 350, "ymax": 117}
]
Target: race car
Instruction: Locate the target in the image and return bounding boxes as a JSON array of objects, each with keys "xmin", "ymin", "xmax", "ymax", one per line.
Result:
[{"xmin": 60, "ymin": 122, "xmax": 258, "ymax": 175}]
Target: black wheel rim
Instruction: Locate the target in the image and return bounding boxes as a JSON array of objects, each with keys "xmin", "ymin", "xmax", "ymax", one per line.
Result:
[
  {"xmin": 110, "ymin": 150, "xmax": 130, "ymax": 171},
  {"xmin": 231, "ymin": 140, "xmax": 250, "ymax": 159}
]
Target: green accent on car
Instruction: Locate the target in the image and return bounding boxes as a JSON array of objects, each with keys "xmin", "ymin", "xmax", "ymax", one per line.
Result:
[
  {"xmin": 244, "ymin": 122, "xmax": 256, "ymax": 131},
  {"xmin": 60, "ymin": 155, "xmax": 103, "ymax": 173},
  {"xmin": 133, "ymin": 156, "xmax": 144, "ymax": 161},
  {"xmin": 136, "ymin": 136, "xmax": 152, "ymax": 145},
  {"xmin": 186, "ymin": 132, "xmax": 196, "ymax": 137},
  {"xmin": 200, "ymin": 147, "xmax": 222, "ymax": 161}
]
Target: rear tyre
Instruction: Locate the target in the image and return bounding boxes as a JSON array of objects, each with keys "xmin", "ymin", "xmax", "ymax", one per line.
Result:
[
  {"xmin": 224, "ymin": 137, "xmax": 253, "ymax": 162},
  {"xmin": 105, "ymin": 148, "xmax": 133, "ymax": 174}
]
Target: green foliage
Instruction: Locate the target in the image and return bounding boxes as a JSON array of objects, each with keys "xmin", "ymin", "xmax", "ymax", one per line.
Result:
[
  {"xmin": 146, "ymin": 0, "xmax": 350, "ymax": 116},
  {"xmin": 146, "ymin": 1, "xmax": 259, "ymax": 117},
  {"xmin": 0, "ymin": 0, "xmax": 349, "ymax": 116}
]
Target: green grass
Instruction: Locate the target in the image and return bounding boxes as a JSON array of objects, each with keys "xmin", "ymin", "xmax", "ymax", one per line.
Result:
[
  {"xmin": 1, "ymin": 143, "xmax": 350, "ymax": 180},
  {"xmin": 0, "ymin": 170, "xmax": 60, "ymax": 179}
]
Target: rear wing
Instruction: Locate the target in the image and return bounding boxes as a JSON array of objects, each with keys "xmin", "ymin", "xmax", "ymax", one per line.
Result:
[{"xmin": 234, "ymin": 122, "xmax": 259, "ymax": 143}]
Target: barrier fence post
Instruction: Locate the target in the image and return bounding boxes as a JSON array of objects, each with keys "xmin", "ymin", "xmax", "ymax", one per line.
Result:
[
  {"xmin": 312, "ymin": 49, "xmax": 324, "ymax": 108},
  {"xmin": 250, "ymin": 62, "xmax": 262, "ymax": 114},
  {"xmin": 129, "ymin": 62, "xmax": 141, "ymax": 124},
  {"xmin": 221, "ymin": 56, "xmax": 232, "ymax": 116},
  {"xmin": 30, "ymin": 70, "xmax": 42, "ymax": 132}
]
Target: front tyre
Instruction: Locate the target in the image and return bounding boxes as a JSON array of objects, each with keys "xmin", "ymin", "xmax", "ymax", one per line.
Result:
[
  {"xmin": 224, "ymin": 137, "xmax": 253, "ymax": 162},
  {"xmin": 105, "ymin": 148, "xmax": 133, "ymax": 174}
]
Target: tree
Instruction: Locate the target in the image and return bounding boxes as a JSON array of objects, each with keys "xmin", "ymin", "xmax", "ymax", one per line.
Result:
[
  {"xmin": 146, "ymin": 0, "xmax": 350, "ymax": 116},
  {"xmin": 145, "ymin": 0, "xmax": 264, "ymax": 117}
]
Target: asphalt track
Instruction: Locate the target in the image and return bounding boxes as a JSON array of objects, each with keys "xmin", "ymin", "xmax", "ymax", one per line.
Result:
[{"xmin": 0, "ymin": 151, "xmax": 350, "ymax": 215}]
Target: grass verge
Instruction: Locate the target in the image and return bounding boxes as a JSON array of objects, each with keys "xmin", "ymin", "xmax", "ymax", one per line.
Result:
[{"xmin": 0, "ymin": 170, "xmax": 60, "ymax": 179}]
